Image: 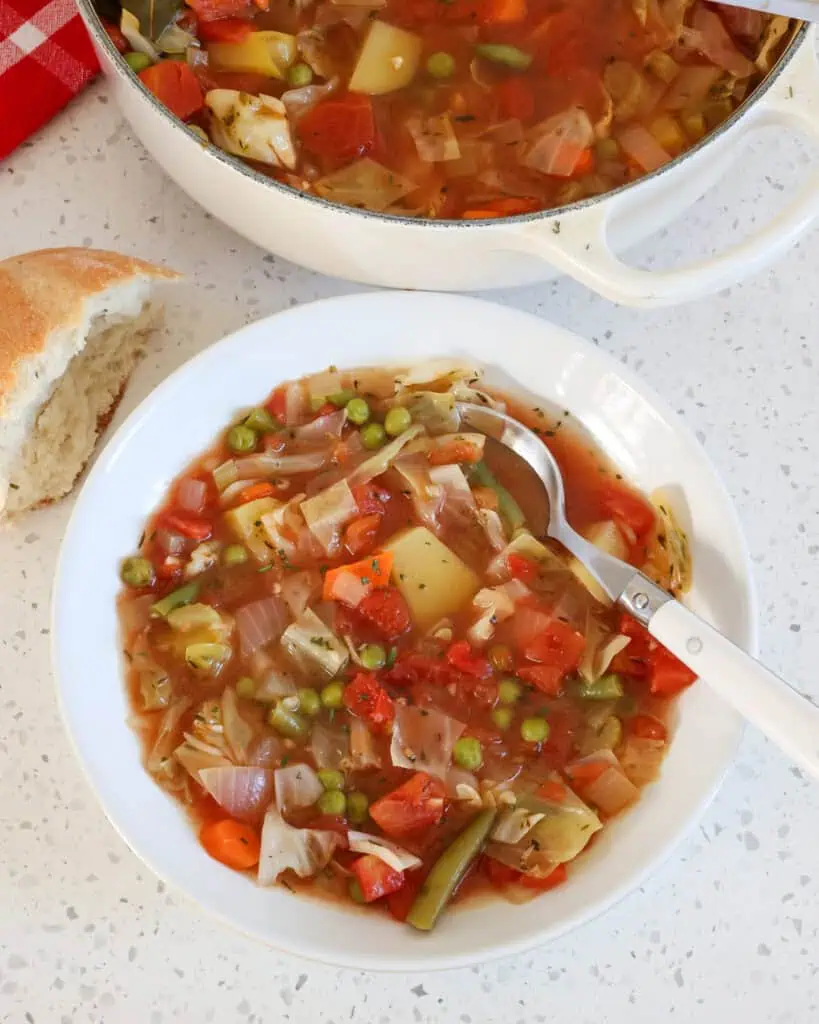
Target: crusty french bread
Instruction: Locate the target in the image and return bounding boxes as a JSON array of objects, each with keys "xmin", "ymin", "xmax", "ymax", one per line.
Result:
[{"xmin": 0, "ymin": 248, "xmax": 179, "ymax": 519}]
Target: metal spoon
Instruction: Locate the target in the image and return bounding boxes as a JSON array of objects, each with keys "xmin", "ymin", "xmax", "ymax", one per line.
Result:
[{"xmin": 458, "ymin": 401, "xmax": 819, "ymax": 780}]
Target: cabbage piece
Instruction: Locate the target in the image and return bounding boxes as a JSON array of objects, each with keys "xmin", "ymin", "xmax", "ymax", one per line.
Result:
[
  {"xmin": 405, "ymin": 432, "xmax": 485, "ymax": 464},
  {"xmin": 428, "ymin": 463, "xmax": 475, "ymax": 511},
  {"xmin": 253, "ymin": 654, "xmax": 299, "ymax": 701},
  {"xmin": 274, "ymin": 762, "xmax": 324, "ymax": 814},
  {"xmin": 258, "ymin": 808, "xmax": 340, "ymax": 885},
  {"xmin": 466, "ymin": 581, "xmax": 522, "ymax": 647},
  {"xmin": 280, "ymin": 569, "xmax": 321, "ymax": 618},
  {"xmin": 346, "ymin": 718, "xmax": 381, "ymax": 769},
  {"xmin": 523, "ymin": 108, "xmax": 595, "ymax": 178},
  {"xmin": 299, "ymin": 479, "xmax": 358, "ymax": 556},
  {"xmin": 394, "ymin": 360, "xmax": 479, "ymax": 391},
  {"xmin": 310, "ymin": 724, "xmax": 350, "ymax": 770},
  {"xmin": 225, "ymin": 496, "xmax": 281, "ymax": 563},
  {"xmin": 205, "ymin": 90, "xmax": 296, "ymax": 169},
  {"xmin": 390, "ymin": 704, "xmax": 465, "ymax": 778},
  {"xmin": 487, "ymin": 530, "xmax": 566, "ymax": 582},
  {"xmin": 398, "ymin": 391, "xmax": 460, "ymax": 434},
  {"xmin": 345, "ymin": 423, "xmax": 425, "ymax": 488},
  {"xmin": 619, "ymin": 735, "xmax": 665, "ymax": 786},
  {"xmin": 174, "ymin": 742, "xmax": 232, "ymax": 780},
  {"xmin": 235, "ymin": 596, "xmax": 289, "ymax": 658},
  {"xmin": 222, "ymin": 687, "xmax": 254, "ymax": 763},
  {"xmin": 407, "ymin": 113, "xmax": 461, "ymax": 162},
  {"xmin": 485, "ymin": 776, "xmax": 601, "ymax": 877},
  {"xmin": 314, "ymin": 158, "xmax": 418, "ymax": 212},
  {"xmin": 189, "ymin": 699, "xmax": 230, "ymax": 756},
  {"xmin": 147, "ymin": 697, "xmax": 192, "ymax": 776},
  {"xmin": 233, "ymin": 452, "xmax": 329, "ymax": 478},
  {"xmin": 566, "ymin": 750, "xmax": 639, "ymax": 816},
  {"xmin": 477, "ymin": 508, "xmax": 507, "ymax": 553},
  {"xmin": 347, "ymin": 831, "xmax": 423, "ymax": 871},
  {"xmin": 491, "ymin": 807, "xmax": 546, "ymax": 845},
  {"xmin": 578, "ymin": 614, "xmax": 631, "ymax": 683},
  {"xmin": 281, "ymin": 607, "xmax": 348, "ymax": 677},
  {"xmin": 260, "ymin": 494, "xmax": 308, "ymax": 567},
  {"xmin": 392, "ymin": 458, "xmax": 443, "ymax": 532}
]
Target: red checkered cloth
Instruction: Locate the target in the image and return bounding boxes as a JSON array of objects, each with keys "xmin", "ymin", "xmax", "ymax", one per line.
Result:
[{"xmin": 0, "ymin": 0, "xmax": 100, "ymax": 160}]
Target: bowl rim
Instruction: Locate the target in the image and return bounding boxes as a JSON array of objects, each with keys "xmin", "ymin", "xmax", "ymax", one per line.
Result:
[
  {"xmin": 51, "ymin": 292, "xmax": 755, "ymax": 970},
  {"xmin": 79, "ymin": 0, "xmax": 807, "ymax": 230}
]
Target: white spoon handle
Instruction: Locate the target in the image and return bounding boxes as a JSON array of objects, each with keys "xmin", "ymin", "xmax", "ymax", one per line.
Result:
[{"xmin": 647, "ymin": 598, "xmax": 819, "ymax": 780}]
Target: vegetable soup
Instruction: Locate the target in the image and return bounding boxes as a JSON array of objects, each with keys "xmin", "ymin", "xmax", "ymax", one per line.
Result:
[
  {"xmin": 104, "ymin": 0, "xmax": 793, "ymax": 219},
  {"xmin": 118, "ymin": 362, "xmax": 696, "ymax": 930}
]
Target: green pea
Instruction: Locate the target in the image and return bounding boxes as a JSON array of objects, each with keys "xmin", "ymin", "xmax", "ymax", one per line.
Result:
[
  {"xmin": 346, "ymin": 397, "xmax": 370, "ymax": 425},
  {"xmin": 318, "ymin": 769, "xmax": 345, "ymax": 791},
  {"xmin": 121, "ymin": 555, "xmax": 154, "ymax": 588},
  {"xmin": 298, "ymin": 688, "xmax": 321, "ymax": 716},
  {"xmin": 346, "ymin": 790, "xmax": 369, "ymax": 824},
  {"xmin": 453, "ymin": 736, "xmax": 483, "ymax": 771},
  {"xmin": 328, "ymin": 389, "xmax": 355, "ymax": 408},
  {"xmin": 236, "ymin": 676, "xmax": 257, "ymax": 700},
  {"xmin": 491, "ymin": 706, "xmax": 513, "ymax": 731},
  {"xmin": 426, "ymin": 51, "xmax": 455, "ymax": 79},
  {"xmin": 222, "ymin": 544, "xmax": 248, "ymax": 567},
  {"xmin": 124, "ymin": 51, "xmax": 153, "ymax": 73},
  {"xmin": 359, "ymin": 644, "xmax": 386, "ymax": 670},
  {"xmin": 244, "ymin": 407, "xmax": 278, "ymax": 433},
  {"xmin": 320, "ymin": 681, "xmax": 344, "ymax": 709},
  {"xmin": 384, "ymin": 406, "xmax": 412, "ymax": 437},
  {"xmin": 349, "ymin": 878, "xmax": 366, "ymax": 904},
  {"xmin": 317, "ymin": 789, "xmax": 346, "ymax": 815},
  {"xmin": 227, "ymin": 424, "xmax": 257, "ymax": 453},
  {"xmin": 287, "ymin": 61, "xmax": 313, "ymax": 87},
  {"xmin": 360, "ymin": 422, "xmax": 386, "ymax": 450},
  {"xmin": 520, "ymin": 717, "xmax": 550, "ymax": 744},
  {"xmin": 268, "ymin": 703, "xmax": 309, "ymax": 740},
  {"xmin": 497, "ymin": 678, "xmax": 522, "ymax": 705}
]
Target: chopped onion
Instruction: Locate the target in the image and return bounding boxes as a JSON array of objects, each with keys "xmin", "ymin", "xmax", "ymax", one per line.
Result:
[
  {"xmin": 258, "ymin": 808, "xmax": 340, "ymax": 885},
  {"xmin": 222, "ymin": 687, "xmax": 254, "ymax": 763},
  {"xmin": 274, "ymin": 762, "xmax": 324, "ymax": 814},
  {"xmin": 300, "ymin": 479, "xmax": 358, "ymax": 555},
  {"xmin": 235, "ymin": 597, "xmax": 289, "ymax": 658},
  {"xmin": 523, "ymin": 107, "xmax": 594, "ymax": 178},
  {"xmin": 293, "ymin": 409, "xmax": 347, "ymax": 442},
  {"xmin": 199, "ymin": 766, "xmax": 274, "ymax": 822},
  {"xmin": 280, "ymin": 570, "xmax": 320, "ymax": 618},
  {"xmin": 446, "ymin": 767, "xmax": 478, "ymax": 797},
  {"xmin": 177, "ymin": 477, "xmax": 207, "ymax": 513},
  {"xmin": 175, "ymin": 741, "xmax": 231, "ymax": 779},
  {"xmin": 284, "ymin": 381, "xmax": 306, "ymax": 426},
  {"xmin": 310, "ymin": 724, "xmax": 350, "ymax": 770},
  {"xmin": 156, "ymin": 528, "xmax": 186, "ymax": 556},
  {"xmin": 491, "ymin": 807, "xmax": 546, "ymax": 845},
  {"xmin": 283, "ymin": 78, "xmax": 339, "ymax": 121},
  {"xmin": 147, "ymin": 698, "xmax": 192, "ymax": 775},
  {"xmin": 390, "ymin": 704, "xmax": 465, "ymax": 779},
  {"xmin": 616, "ymin": 123, "xmax": 671, "ymax": 173},
  {"xmin": 248, "ymin": 733, "xmax": 284, "ymax": 767},
  {"xmin": 347, "ymin": 831, "xmax": 422, "ymax": 872},
  {"xmin": 346, "ymin": 718, "xmax": 381, "ymax": 769},
  {"xmin": 619, "ymin": 736, "xmax": 665, "ymax": 786}
]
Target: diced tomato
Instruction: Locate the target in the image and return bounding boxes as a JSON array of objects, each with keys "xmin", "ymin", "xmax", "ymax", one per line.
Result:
[
  {"xmin": 344, "ymin": 514, "xmax": 381, "ymax": 558},
  {"xmin": 523, "ymin": 618, "xmax": 585, "ymax": 673},
  {"xmin": 517, "ymin": 663, "xmax": 564, "ymax": 696},
  {"xmin": 507, "ymin": 553, "xmax": 539, "ymax": 583},
  {"xmin": 520, "ymin": 863, "xmax": 568, "ymax": 891},
  {"xmin": 629, "ymin": 714, "xmax": 668, "ymax": 741},
  {"xmin": 386, "ymin": 868, "xmax": 426, "ymax": 921},
  {"xmin": 196, "ymin": 16, "xmax": 253, "ymax": 41},
  {"xmin": 483, "ymin": 857, "xmax": 522, "ymax": 889},
  {"xmin": 351, "ymin": 855, "xmax": 405, "ymax": 902},
  {"xmin": 481, "ymin": 0, "xmax": 526, "ymax": 23},
  {"xmin": 649, "ymin": 649, "xmax": 697, "ymax": 697},
  {"xmin": 343, "ymin": 673, "xmax": 395, "ymax": 732},
  {"xmin": 384, "ymin": 653, "xmax": 452, "ymax": 689},
  {"xmin": 352, "ymin": 482, "xmax": 391, "ymax": 516},
  {"xmin": 369, "ymin": 772, "xmax": 446, "ymax": 838},
  {"xmin": 298, "ymin": 94, "xmax": 376, "ymax": 165},
  {"xmin": 601, "ymin": 484, "xmax": 656, "ymax": 540},
  {"xmin": 537, "ymin": 779, "xmax": 568, "ymax": 803},
  {"xmin": 103, "ymin": 19, "xmax": 129, "ymax": 53},
  {"xmin": 138, "ymin": 61, "xmax": 204, "ymax": 121},
  {"xmin": 497, "ymin": 77, "xmax": 535, "ymax": 122},
  {"xmin": 162, "ymin": 511, "xmax": 213, "ymax": 541},
  {"xmin": 565, "ymin": 759, "xmax": 608, "ymax": 786},
  {"xmin": 186, "ymin": 0, "xmax": 253, "ymax": 20},
  {"xmin": 305, "ymin": 814, "xmax": 350, "ymax": 837},
  {"xmin": 427, "ymin": 437, "xmax": 485, "ymax": 465},
  {"xmin": 446, "ymin": 640, "xmax": 492, "ymax": 679},
  {"xmin": 265, "ymin": 387, "xmax": 287, "ymax": 423},
  {"xmin": 358, "ymin": 587, "xmax": 411, "ymax": 639}
]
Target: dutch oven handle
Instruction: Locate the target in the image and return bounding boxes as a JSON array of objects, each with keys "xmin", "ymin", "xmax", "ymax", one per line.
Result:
[{"xmin": 502, "ymin": 32, "xmax": 819, "ymax": 309}]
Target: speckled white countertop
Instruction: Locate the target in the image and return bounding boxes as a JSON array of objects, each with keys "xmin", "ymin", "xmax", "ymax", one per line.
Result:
[{"xmin": 2, "ymin": 80, "xmax": 819, "ymax": 1023}]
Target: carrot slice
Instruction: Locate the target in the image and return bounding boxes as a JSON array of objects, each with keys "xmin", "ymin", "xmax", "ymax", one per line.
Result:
[
  {"xmin": 537, "ymin": 779, "xmax": 568, "ymax": 803},
  {"xmin": 200, "ymin": 818, "xmax": 261, "ymax": 870},
  {"xmin": 322, "ymin": 551, "xmax": 394, "ymax": 601},
  {"xmin": 138, "ymin": 61, "xmax": 204, "ymax": 121},
  {"xmin": 482, "ymin": 0, "xmax": 526, "ymax": 23},
  {"xmin": 237, "ymin": 481, "xmax": 277, "ymax": 504}
]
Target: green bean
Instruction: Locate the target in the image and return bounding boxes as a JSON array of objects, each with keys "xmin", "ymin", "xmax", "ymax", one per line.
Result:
[
  {"xmin": 320, "ymin": 681, "xmax": 344, "ymax": 709},
  {"xmin": 121, "ymin": 555, "xmax": 154, "ymax": 588},
  {"xmin": 359, "ymin": 643, "xmax": 386, "ymax": 670},
  {"xmin": 317, "ymin": 789, "xmax": 346, "ymax": 815},
  {"xmin": 577, "ymin": 673, "xmax": 624, "ymax": 701},
  {"xmin": 222, "ymin": 543, "xmax": 248, "ymax": 566},
  {"xmin": 474, "ymin": 42, "xmax": 532, "ymax": 70},
  {"xmin": 360, "ymin": 423, "xmax": 386, "ymax": 450},
  {"xmin": 318, "ymin": 769, "xmax": 345, "ymax": 791},
  {"xmin": 469, "ymin": 461, "xmax": 526, "ymax": 533},
  {"xmin": 384, "ymin": 406, "xmax": 412, "ymax": 437},
  {"xmin": 346, "ymin": 790, "xmax": 369, "ymax": 823},
  {"xmin": 453, "ymin": 736, "xmax": 483, "ymax": 771},
  {"xmin": 150, "ymin": 582, "xmax": 199, "ymax": 618},
  {"xmin": 406, "ymin": 809, "xmax": 497, "ymax": 931},
  {"xmin": 244, "ymin": 407, "xmax": 278, "ymax": 433},
  {"xmin": 227, "ymin": 424, "xmax": 257, "ymax": 453},
  {"xmin": 268, "ymin": 703, "xmax": 309, "ymax": 740},
  {"xmin": 124, "ymin": 51, "xmax": 152, "ymax": 73},
  {"xmin": 236, "ymin": 676, "xmax": 257, "ymax": 699},
  {"xmin": 346, "ymin": 397, "xmax": 370, "ymax": 425},
  {"xmin": 298, "ymin": 688, "xmax": 321, "ymax": 716}
]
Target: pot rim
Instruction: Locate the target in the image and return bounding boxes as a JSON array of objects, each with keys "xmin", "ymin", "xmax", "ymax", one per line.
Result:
[{"xmin": 80, "ymin": 1, "xmax": 808, "ymax": 229}]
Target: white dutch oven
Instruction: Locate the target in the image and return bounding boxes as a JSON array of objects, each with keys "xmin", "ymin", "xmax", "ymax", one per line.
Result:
[{"xmin": 81, "ymin": 4, "xmax": 819, "ymax": 306}]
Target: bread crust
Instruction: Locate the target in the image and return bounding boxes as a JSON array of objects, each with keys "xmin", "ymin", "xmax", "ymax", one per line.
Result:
[{"xmin": 0, "ymin": 248, "xmax": 179, "ymax": 416}]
